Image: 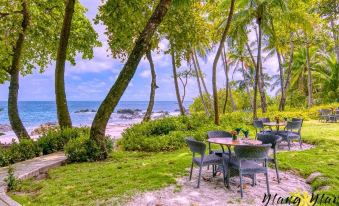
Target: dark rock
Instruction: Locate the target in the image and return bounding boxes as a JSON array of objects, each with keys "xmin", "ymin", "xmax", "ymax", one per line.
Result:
[
  {"xmin": 0, "ymin": 124, "xmax": 12, "ymax": 133},
  {"xmin": 75, "ymin": 109, "xmax": 96, "ymax": 113},
  {"xmin": 117, "ymin": 109, "xmax": 142, "ymax": 115},
  {"xmin": 0, "ymin": 132, "xmax": 4, "ymax": 136}
]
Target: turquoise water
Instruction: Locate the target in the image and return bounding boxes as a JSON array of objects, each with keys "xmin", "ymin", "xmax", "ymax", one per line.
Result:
[{"xmin": 0, "ymin": 101, "xmax": 191, "ymax": 128}]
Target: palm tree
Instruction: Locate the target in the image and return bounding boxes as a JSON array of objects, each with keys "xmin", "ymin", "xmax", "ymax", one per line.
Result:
[
  {"xmin": 211, "ymin": 0, "xmax": 236, "ymax": 125},
  {"xmin": 90, "ymin": 0, "xmax": 173, "ymax": 159},
  {"xmin": 55, "ymin": 0, "xmax": 75, "ymax": 129},
  {"xmin": 143, "ymin": 50, "xmax": 158, "ymax": 122}
]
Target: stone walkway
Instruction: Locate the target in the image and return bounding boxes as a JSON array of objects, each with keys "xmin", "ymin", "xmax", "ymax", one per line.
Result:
[{"xmin": 0, "ymin": 152, "xmax": 67, "ymax": 206}]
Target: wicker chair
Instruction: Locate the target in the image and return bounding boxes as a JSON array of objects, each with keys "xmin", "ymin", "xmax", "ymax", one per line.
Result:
[
  {"xmin": 253, "ymin": 120, "xmax": 271, "ymax": 139},
  {"xmin": 185, "ymin": 137, "xmax": 228, "ymax": 188},
  {"xmin": 229, "ymin": 144, "xmax": 272, "ymax": 198},
  {"xmin": 277, "ymin": 121, "xmax": 302, "ymax": 150},
  {"xmin": 257, "ymin": 133, "xmax": 282, "ymax": 183},
  {"xmin": 258, "ymin": 117, "xmax": 270, "ymax": 123},
  {"xmin": 319, "ymin": 109, "xmax": 331, "ymax": 122}
]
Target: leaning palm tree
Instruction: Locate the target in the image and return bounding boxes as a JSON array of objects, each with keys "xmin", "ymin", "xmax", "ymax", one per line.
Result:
[{"xmin": 90, "ymin": 0, "xmax": 175, "ymax": 159}]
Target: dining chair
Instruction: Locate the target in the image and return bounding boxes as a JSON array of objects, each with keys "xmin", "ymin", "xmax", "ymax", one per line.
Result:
[
  {"xmin": 253, "ymin": 120, "xmax": 271, "ymax": 139},
  {"xmin": 277, "ymin": 121, "xmax": 302, "ymax": 150},
  {"xmin": 185, "ymin": 137, "xmax": 228, "ymax": 188},
  {"xmin": 257, "ymin": 133, "xmax": 282, "ymax": 183},
  {"xmin": 229, "ymin": 144, "xmax": 272, "ymax": 198}
]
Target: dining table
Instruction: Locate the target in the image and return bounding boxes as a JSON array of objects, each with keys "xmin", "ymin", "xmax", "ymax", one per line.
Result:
[
  {"xmin": 208, "ymin": 137, "xmax": 262, "ymax": 159},
  {"xmin": 263, "ymin": 121, "xmax": 286, "ymax": 132}
]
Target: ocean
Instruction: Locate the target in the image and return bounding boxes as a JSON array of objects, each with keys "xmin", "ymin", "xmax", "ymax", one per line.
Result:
[{"xmin": 0, "ymin": 101, "xmax": 192, "ymax": 129}]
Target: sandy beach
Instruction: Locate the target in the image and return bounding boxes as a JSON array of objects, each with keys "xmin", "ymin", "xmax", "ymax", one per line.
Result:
[{"xmin": 0, "ymin": 123, "xmax": 132, "ymax": 145}]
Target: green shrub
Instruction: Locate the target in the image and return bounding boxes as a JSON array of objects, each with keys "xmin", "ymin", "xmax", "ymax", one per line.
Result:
[
  {"xmin": 6, "ymin": 165, "xmax": 19, "ymax": 191},
  {"xmin": 37, "ymin": 127, "xmax": 89, "ymax": 155},
  {"xmin": 8, "ymin": 139, "xmax": 41, "ymax": 163},
  {"xmin": 0, "ymin": 149, "xmax": 10, "ymax": 167},
  {"xmin": 64, "ymin": 134, "xmax": 113, "ymax": 162}
]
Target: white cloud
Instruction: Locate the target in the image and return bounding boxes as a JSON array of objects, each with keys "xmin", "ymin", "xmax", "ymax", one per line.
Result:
[{"xmin": 140, "ymin": 70, "xmax": 151, "ymax": 78}]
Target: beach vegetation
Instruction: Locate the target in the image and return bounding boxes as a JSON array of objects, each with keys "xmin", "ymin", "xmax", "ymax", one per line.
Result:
[{"xmin": 8, "ymin": 118, "xmax": 339, "ymax": 205}]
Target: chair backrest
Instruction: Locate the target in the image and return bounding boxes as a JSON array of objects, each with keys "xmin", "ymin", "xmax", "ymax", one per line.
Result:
[
  {"xmin": 320, "ymin": 109, "xmax": 332, "ymax": 115},
  {"xmin": 257, "ymin": 133, "xmax": 282, "ymax": 149},
  {"xmin": 207, "ymin": 130, "xmax": 232, "ymax": 139},
  {"xmin": 336, "ymin": 110, "xmax": 339, "ymax": 115},
  {"xmin": 285, "ymin": 121, "xmax": 302, "ymax": 132},
  {"xmin": 234, "ymin": 144, "xmax": 271, "ymax": 160},
  {"xmin": 253, "ymin": 120, "xmax": 264, "ymax": 129},
  {"xmin": 185, "ymin": 137, "xmax": 206, "ymax": 157},
  {"xmin": 258, "ymin": 117, "xmax": 270, "ymax": 123},
  {"xmin": 292, "ymin": 118, "xmax": 303, "ymax": 127}
]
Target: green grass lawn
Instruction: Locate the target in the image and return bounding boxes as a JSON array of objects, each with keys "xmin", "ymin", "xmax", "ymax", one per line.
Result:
[{"xmin": 10, "ymin": 120, "xmax": 339, "ymax": 205}]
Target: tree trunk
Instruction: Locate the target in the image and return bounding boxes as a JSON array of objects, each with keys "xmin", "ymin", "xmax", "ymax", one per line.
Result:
[
  {"xmin": 305, "ymin": 43, "xmax": 313, "ymax": 108},
  {"xmin": 221, "ymin": 48, "xmax": 229, "ymax": 113},
  {"xmin": 330, "ymin": 19, "xmax": 339, "ymax": 62},
  {"xmin": 276, "ymin": 48, "xmax": 284, "ymax": 111},
  {"xmin": 8, "ymin": 0, "xmax": 30, "ymax": 140},
  {"xmin": 229, "ymin": 85, "xmax": 236, "ymax": 111},
  {"xmin": 241, "ymin": 61, "xmax": 253, "ymax": 109},
  {"xmin": 171, "ymin": 50, "xmax": 186, "ymax": 115},
  {"xmin": 212, "ymin": 0, "xmax": 235, "ymax": 125},
  {"xmin": 55, "ymin": 0, "xmax": 75, "ymax": 129},
  {"xmin": 252, "ymin": 20, "xmax": 261, "ymax": 119},
  {"xmin": 192, "ymin": 53, "xmax": 209, "ymax": 116},
  {"xmin": 257, "ymin": 18, "xmax": 267, "ymax": 113},
  {"xmin": 279, "ymin": 35, "xmax": 294, "ymax": 111},
  {"xmin": 143, "ymin": 51, "xmax": 157, "ymax": 122},
  {"xmin": 193, "ymin": 50, "xmax": 210, "ymax": 98},
  {"xmin": 90, "ymin": 0, "xmax": 172, "ymax": 159}
]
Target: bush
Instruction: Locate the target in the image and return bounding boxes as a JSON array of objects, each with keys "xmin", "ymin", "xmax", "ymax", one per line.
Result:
[
  {"xmin": 8, "ymin": 139, "xmax": 42, "ymax": 163},
  {"xmin": 37, "ymin": 127, "xmax": 89, "ymax": 155},
  {"xmin": 64, "ymin": 134, "xmax": 113, "ymax": 162}
]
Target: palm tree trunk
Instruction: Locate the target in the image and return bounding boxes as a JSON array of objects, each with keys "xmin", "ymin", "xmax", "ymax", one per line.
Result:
[
  {"xmin": 171, "ymin": 50, "xmax": 186, "ymax": 115},
  {"xmin": 192, "ymin": 53, "xmax": 209, "ymax": 116},
  {"xmin": 221, "ymin": 48, "xmax": 229, "ymax": 113},
  {"xmin": 279, "ymin": 35, "xmax": 294, "ymax": 111},
  {"xmin": 8, "ymin": 0, "xmax": 30, "ymax": 140},
  {"xmin": 305, "ymin": 43, "xmax": 313, "ymax": 108},
  {"xmin": 241, "ymin": 61, "xmax": 253, "ymax": 109},
  {"xmin": 143, "ymin": 50, "xmax": 157, "ymax": 122},
  {"xmin": 193, "ymin": 50, "xmax": 210, "ymax": 98},
  {"xmin": 90, "ymin": 0, "xmax": 172, "ymax": 159},
  {"xmin": 212, "ymin": 0, "xmax": 235, "ymax": 125},
  {"xmin": 55, "ymin": 0, "xmax": 75, "ymax": 129},
  {"xmin": 276, "ymin": 48, "xmax": 284, "ymax": 111},
  {"xmin": 257, "ymin": 18, "xmax": 267, "ymax": 113},
  {"xmin": 330, "ymin": 19, "xmax": 339, "ymax": 62},
  {"xmin": 229, "ymin": 86, "xmax": 236, "ymax": 111}
]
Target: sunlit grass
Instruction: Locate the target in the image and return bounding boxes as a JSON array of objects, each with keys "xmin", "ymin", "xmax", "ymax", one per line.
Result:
[{"xmin": 9, "ymin": 120, "xmax": 339, "ymax": 205}]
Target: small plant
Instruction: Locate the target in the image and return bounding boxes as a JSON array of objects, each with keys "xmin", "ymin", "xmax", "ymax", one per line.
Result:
[
  {"xmin": 234, "ymin": 128, "xmax": 242, "ymax": 135},
  {"xmin": 274, "ymin": 116, "xmax": 280, "ymax": 123},
  {"xmin": 242, "ymin": 129, "xmax": 249, "ymax": 138},
  {"xmin": 230, "ymin": 130, "xmax": 238, "ymax": 141},
  {"xmin": 6, "ymin": 165, "xmax": 18, "ymax": 191}
]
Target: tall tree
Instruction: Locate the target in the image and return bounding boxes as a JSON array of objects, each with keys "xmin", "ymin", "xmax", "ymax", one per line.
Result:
[
  {"xmin": 171, "ymin": 50, "xmax": 186, "ymax": 115},
  {"xmin": 0, "ymin": 1, "xmax": 99, "ymax": 140},
  {"xmin": 192, "ymin": 51, "xmax": 210, "ymax": 116},
  {"xmin": 55, "ymin": 0, "xmax": 75, "ymax": 129},
  {"xmin": 211, "ymin": 0, "xmax": 235, "ymax": 125},
  {"xmin": 143, "ymin": 50, "xmax": 158, "ymax": 121},
  {"xmin": 8, "ymin": 0, "xmax": 30, "ymax": 139},
  {"xmin": 90, "ymin": 0, "xmax": 172, "ymax": 159}
]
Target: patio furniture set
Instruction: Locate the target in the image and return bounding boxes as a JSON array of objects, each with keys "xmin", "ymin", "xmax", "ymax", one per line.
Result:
[
  {"xmin": 185, "ymin": 117, "xmax": 303, "ymax": 198},
  {"xmin": 319, "ymin": 108, "xmax": 339, "ymax": 122}
]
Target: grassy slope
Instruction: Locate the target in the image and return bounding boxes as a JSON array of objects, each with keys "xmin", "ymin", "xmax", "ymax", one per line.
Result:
[
  {"xmin": 10, "ymin": 120, "xmax": 339, "ymax": 205},
  {"xmin": 277, "ymin": 120, "xmax": 339, "ymax": 195}
]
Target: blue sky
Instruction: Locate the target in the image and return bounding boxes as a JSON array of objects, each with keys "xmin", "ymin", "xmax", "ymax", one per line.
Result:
[{"xmin": 0, "ymin": 1, "xmax": 279, "ymax": 101}]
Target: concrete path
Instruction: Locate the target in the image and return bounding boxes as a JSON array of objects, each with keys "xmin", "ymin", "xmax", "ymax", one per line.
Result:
[{"xmin": 0, "ymin": 152, "xmax": 67, "ymax": 206}]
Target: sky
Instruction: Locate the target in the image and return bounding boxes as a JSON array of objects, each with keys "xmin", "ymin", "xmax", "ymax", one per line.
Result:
[{"xmin": 0, "ymin": 1, "xmax": 279, "ymax": 102}]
